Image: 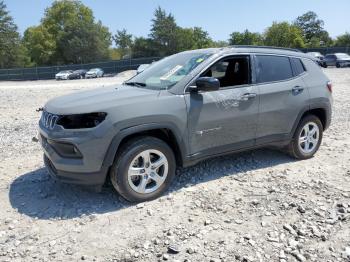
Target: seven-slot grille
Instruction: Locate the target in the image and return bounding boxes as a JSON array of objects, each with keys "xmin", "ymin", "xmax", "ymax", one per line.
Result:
[{"xmin": 41, "ymin": 111, "xmax": 59, "ymax": 130}]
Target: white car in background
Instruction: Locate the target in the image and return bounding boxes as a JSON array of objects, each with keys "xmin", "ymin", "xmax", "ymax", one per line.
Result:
[
  {"xmin": 55, "ymin": 70, "xmax": 73, "ymax": 80},
  {"xmin": 136, "ymin": 64, "xmax": 150, "ymax": 74},
  {"xmin": 85, "ymin": 68, "xmax": 104, "ymax": 78}
]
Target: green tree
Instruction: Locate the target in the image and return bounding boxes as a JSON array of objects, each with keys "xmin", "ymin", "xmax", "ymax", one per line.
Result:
[
  {"xmin": 23, "ymin": 26, "xmax": 56, "ymax": 65},
  {"xmin": 213, "ymin": 40, "xmax": 229, "ymax": 48},
  {"xmin": 191, "ymin": 27, "xmax": 213, "ymax": 49},
  {"xmin": 23, "ymin": 0, "xmax": 111, "ymax": 65},
  {"xmin": 149, "ymin": 7, "xmax": 178, "ymax": 55},
  {"xmin": 294, "ymin": 11, "xmax": 331, "ymax": 47},
  {"xmin": 264, "ymin": 22, "xmax": 305, "ymax": 48},
  {"xmin": 175, "ymin": 27, "xmax": 213, "ymax": 51},
  {"xmin": 113, "ymin": 29, "xmax": 133, "ymax": 57},
  {"xmin": 334, "ymin": 32, "xmax": 350, "ymax": 47},
  {"xmin": 0, "ymin": 1, "xmax": 30, "ymax": 68},
  {"xmin": 229, "ymin": 30, "xmax": 264, "ymax": 46},
  {"xmin": 132, "ymin": 37, "xmax": 160, "ymax": 58}
]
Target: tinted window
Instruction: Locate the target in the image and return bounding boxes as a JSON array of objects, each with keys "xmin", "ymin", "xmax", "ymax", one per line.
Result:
[
  {"xmin": 201, "ymin": 56, "xmax": 250, "ymax": 88},
  {"xmin": 256, "ymin": 55, "xmax": 293, "ymax": 83},
  {"xmin": 291, "ymin": 58, "xmax": 306, "ymax": 76},
  {"xmin": 325, "ymin": 55, "xmax": 335, "ymax": 60}
]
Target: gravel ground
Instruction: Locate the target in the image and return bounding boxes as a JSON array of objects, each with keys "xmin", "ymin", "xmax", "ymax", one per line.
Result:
[{"xmin": 0, "ymin": 68, "xmax": 349, "ymax": 262}]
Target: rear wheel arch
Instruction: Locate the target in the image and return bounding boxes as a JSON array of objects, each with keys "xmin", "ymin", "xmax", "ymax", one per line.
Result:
[
  {"xmin": 291, "ymin": 106, "xmax": 329, "ymax": 138},
  {"xmin": 304, "ymin": 108, "xmax": 327, "ymax": 130}
]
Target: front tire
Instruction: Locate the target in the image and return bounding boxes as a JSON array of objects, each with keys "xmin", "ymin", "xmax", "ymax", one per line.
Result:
[
  {"xmin": 110, "ymin": 137, "xmax": 176, "ymax": 202},
  {"xmin": 336, "ymin": 62, "xmax": 341, "ymax": 68},
  {"xmin": 288, "ymin": 115, "xmax": 323, "ymax": 159}
]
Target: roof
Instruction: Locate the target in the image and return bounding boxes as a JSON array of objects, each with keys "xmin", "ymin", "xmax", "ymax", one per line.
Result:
[{"xmin": 220, "ymin": 45, "xmax": 308, "ymax": 58}]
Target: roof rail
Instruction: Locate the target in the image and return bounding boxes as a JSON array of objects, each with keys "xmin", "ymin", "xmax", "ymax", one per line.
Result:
[{"xmin": 228, "ymin": 45, "xmax": 302, "ymax": 53}]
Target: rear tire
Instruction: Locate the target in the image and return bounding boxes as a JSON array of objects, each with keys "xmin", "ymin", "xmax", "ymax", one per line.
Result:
[
  {"xmin": 287, "ymin": 115, "xmax": 323, "ymax": 160},
  {"xmin": 110, "ymin": 137, "xmax": 176, "ymax": 202},
  {"xmin": 336, "ymin": 62, "xmax": 341, "ymax": 68}
]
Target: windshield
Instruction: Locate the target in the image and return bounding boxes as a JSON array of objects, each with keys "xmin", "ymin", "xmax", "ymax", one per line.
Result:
[
  {"xmin": 336, "ymin": 53, "xmax": 350, "ymax": 59},
  {"xmin": 126, "ymin": 52, "xmax": 212, "ymax": 90}
]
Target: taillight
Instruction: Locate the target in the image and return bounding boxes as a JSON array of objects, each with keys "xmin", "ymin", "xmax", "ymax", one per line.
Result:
[{"xmin": 327, "ymin": 81, "xmax": 332, "ymax": 93}]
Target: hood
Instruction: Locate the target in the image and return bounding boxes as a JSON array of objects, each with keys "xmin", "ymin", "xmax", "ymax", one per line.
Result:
[
  {"xmin": 45, "ymin": 84, "xmax": 159, "ymax": 115},
  {"xmin": 56, "ymin": 72, "xmax": 70, "ymax": 76}
]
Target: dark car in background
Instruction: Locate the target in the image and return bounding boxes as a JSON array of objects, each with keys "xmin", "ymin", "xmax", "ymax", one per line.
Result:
[
  {"xmin": 306, "ymin": 52, "xmax": 326, "ymax": 67},
  {"xmin": 68, "ymin": 69, "xmax": 88, "ymax": 80},
  {"xmin": 324, "ymin": 53, "xmax": 350, "ymax": 68}
]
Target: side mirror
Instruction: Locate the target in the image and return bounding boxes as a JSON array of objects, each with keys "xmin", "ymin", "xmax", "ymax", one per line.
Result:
[{"xmin": 190, "ymin": 77, "xmax": 220, "ymax": 92}]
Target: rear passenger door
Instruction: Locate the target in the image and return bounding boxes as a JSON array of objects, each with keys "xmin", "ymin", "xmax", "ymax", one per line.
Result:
[{"xmin": 254, "ymin": 55, "xmax": 309, "ymax": 144}]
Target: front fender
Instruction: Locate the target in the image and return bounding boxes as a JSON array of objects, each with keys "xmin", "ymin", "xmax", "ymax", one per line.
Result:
[{"xmin": 101, "ymin": 122, "xmax": 189, "ymax": 170}]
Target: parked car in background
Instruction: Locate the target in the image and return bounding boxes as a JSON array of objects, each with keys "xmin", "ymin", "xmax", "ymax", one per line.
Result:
[
  {"xmin": 307, "ymin": 52, "xmax": 326, "ymax": 67},
  {"xmin": 39, "ymin": 46, "xmax": 333, "ymax": 202},
  {"xmin": 55, "ymin": 70, "xmax": 73, "ymax": 80},
  {"xmin": 324, "ymin": 53, "xmax": 350, "ymax": 68},
  {"xmin": 136, "ymin": 64, "xmax": 150, "ymax": 74},
  {"xmin": 68, "ymin": 69, "xmax": 88, "ymax": 80},
  {"xmin": 85, "ymin": 68, "xmax": 104, "ymax": 78}
]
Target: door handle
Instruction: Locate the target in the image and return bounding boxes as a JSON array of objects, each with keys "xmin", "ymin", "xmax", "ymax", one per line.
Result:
[
  {"xmin": 239, "ymin": 93, "xmax": 257, "ymax": 101},
  {"xmin": 292, "ymin": 86, "xmax": 304, "ymax": 93}
]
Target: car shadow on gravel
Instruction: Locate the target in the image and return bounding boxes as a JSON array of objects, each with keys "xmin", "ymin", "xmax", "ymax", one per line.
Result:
[{"xmin": 9, "ymin": 148, "xmax": 294, "ymax": 220}]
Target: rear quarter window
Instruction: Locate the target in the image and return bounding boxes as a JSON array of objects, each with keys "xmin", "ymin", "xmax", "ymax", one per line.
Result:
[
  {"xmin": 291, "ymin": 57, "xmax": 306, "ymax": 76},
  {"xmin": 255, "ymin": 55, "xmax": 293, "ymax": 83}
]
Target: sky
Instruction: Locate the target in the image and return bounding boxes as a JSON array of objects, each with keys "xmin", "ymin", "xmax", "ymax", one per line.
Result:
[{"xmin": 5, "ymin": 0, "xmax": 350, "ymax": 41}]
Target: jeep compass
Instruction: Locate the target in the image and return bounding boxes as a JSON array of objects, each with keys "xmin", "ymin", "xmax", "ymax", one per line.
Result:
[{"xmin": 39, "ymin": 46, "xmax": 333, "ymax": 202}]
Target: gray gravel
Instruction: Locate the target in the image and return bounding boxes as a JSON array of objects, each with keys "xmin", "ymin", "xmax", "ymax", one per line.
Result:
[{"xmin": 0, "ymin": 68, "xmax": 349, "ymax": 262}]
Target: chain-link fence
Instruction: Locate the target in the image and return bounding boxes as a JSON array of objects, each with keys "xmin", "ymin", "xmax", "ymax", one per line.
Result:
[
  {"xmin": 0, "ymin": 57, "xmax": 161, "ymax": 81},
  {"xmin": 300, "ymin": 46, "xmax": 350, "ymax": 55},
  {"xmin": 1, "ymin": 46, "xmax": 349, "ymax": 81}
]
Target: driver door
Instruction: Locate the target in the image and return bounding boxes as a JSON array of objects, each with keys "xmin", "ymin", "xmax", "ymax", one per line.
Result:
[{"xmin": 185, "ymin": 55, "xmax": 259, "ymax": 156}]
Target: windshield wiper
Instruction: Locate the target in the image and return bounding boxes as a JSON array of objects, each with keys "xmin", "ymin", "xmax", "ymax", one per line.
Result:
[{"xmin": 124, "ymin": 81, "xmax": 147, "ymax": 87}]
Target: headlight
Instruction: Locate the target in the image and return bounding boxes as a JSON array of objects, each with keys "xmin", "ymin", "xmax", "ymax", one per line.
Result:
[{"xmin": 56, "ymin": 112, "xmax": 107, "ymax": 129}]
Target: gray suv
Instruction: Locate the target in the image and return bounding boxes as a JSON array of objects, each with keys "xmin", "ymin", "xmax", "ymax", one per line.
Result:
[
  {"xmin": 39, "ymin": 46, "xmax": 333, "ymax": 202},
  {"xmin": 324, "ymin": 53, "xmax": 350, "ymax": 68}
]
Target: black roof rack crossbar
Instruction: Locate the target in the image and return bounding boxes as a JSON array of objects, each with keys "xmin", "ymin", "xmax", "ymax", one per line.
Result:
[{"xmin": 228, "ymin": 45, "xmax": 302, "ymax": 53}]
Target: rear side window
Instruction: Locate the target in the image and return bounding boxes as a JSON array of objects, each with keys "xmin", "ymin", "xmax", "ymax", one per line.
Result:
[
  {"xmin": 255, "ymin": 55, "xmax": 293, "ymax": 83},
  {"xmin": 291, "ymin": 57, "xmax": 306, "ymax": 76}
]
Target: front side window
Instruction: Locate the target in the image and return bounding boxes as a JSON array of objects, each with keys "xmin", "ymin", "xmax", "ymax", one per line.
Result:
[
  {"xmin": 200, "ymin": 56, "xmax": 250, "ymax": 88},
  {"xmin": 125, "ymin": 52, "xmax": 213, "ymax": 90},
  {"xmin": 255, "ymin": 55, "xmax": 293, "ymax": 83}
]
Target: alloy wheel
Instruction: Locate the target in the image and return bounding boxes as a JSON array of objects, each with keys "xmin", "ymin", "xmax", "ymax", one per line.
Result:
[
  {"xmin": 298, "ymin": 122, "xmax": 320, "ymax": 154},
  {"xmin": 127, "ymin": 149, "xmax": 169, "ymax": 194}
]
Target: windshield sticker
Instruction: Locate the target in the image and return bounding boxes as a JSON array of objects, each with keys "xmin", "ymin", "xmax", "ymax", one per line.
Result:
[
  {"xmin": 196, "ymin": 58, "xmax": 205, "ymax": 63},
  {"xmin": 160, "ymin": 65, "xmax": 183, "ymax": 80}
]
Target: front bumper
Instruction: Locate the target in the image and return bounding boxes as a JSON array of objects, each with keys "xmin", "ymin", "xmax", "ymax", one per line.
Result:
[
  {"xmin": 55, "ymin": 75, "xmax": 69, "ymax": 80},
  {"xmin": 38, "ymin": 120, "xmax": 115, "ymax": 186},
  {"xmin": 43, "ymin": 154, "xmax": 106, "ymax": 185},
  {"xmin": 339, "ymin": 61, "xmax": 350, "ymax": 67},
  {"xmin": 85, "ymin": 74, "xmax": 96, "ymax": 78}
]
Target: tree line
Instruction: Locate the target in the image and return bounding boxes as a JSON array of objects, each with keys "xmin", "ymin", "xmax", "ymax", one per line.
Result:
[{"xmin": 1, "ymin": 0, "xmax": 350, "ymax": 69}]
